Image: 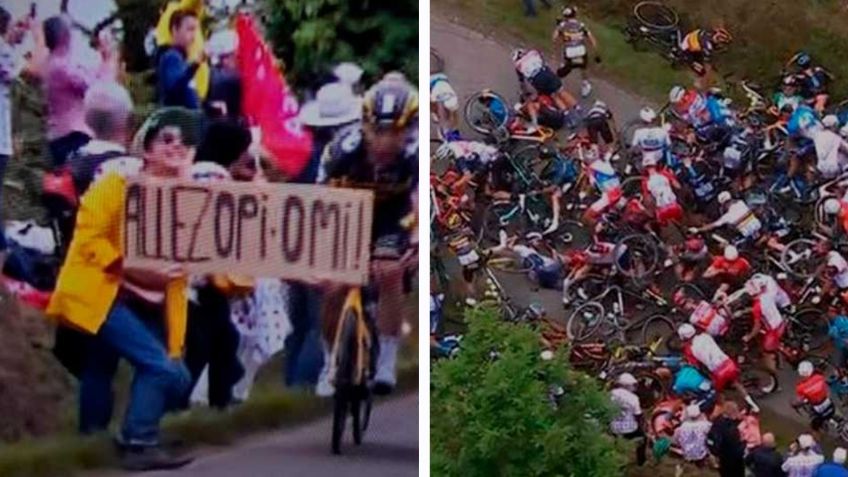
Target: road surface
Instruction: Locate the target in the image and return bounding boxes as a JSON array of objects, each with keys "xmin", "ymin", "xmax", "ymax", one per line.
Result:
[
  {"xmin": 96, "ymin": 394, "xmax": 418, "ymax": 477},
  {"xmin": 431, "ymin": 13, "xmax": 807, "ymax": 429}
]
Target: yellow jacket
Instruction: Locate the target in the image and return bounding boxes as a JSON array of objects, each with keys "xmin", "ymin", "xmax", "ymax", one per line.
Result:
[
  {"xmin": 155, "ymin": 0, "xmax": 209, "ymax": 99},
  {"xmin": 46, "ymin": 173, "xmax": 189, "ymax": 358}
]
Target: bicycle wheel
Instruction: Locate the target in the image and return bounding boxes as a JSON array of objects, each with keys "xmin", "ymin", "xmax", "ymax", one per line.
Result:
[
  {"xmin": 780, "ymin": 238, "xmax": 822, "ymax": 279},
  {"xmin": 476, "ymin": 202, "xmax": 519, "ymax": 247},
  {"xmin": 332, "ymin": 301, "xmax": 363, "ymax": 454},
  {"xmin": 640, "ymin": 314, "xmax": 681, "ymax": 352},
  {"xmin": 615, "ymin": 234, "xmax": 660, "ymax": 279},
  {"xmin": 633, "ymin": 1, "xmax": 679, "ymax": 31},
  {"xmin": 740, "ymin": 366, "xmax": 778, "ymax": 398},
  {"xmin": 567, "ymin": 301, "xmax": 606, "ymax": 342},
  {"xmin": 464, "ymin": 91, "xmax": 509, "ymax": 136},
  {"xmin": 791, "ymin": 307, "xmax": 830, "ymax": 352}
]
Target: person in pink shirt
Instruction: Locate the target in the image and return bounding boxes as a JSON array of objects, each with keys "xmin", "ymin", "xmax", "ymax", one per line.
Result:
[{"xmin": 41, "ymin": 15, "xmax": 117, "ymax": 166}]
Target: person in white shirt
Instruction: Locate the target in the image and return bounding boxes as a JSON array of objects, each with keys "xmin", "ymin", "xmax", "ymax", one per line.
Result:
[
  {"xmin": 782, "ymin": 434, "xmax": 824, "ymax": 477},
  {"xmin": 679, "ymin": 324, "xmax": 759, "ymax": 412},
  {"xmin": 630, "ymin": 107, "xmax": 670, "ymax": 170},
  {"xmin": 673, "ymin": 404, "xmax": 712, "ymax": 464},
  {"xmin": 609, "ymin": 373, "xmax": 647, "ymax": 466},
  {"xmin": 824, "ymin": 250, "xmax": 848, "ymax": 305}
]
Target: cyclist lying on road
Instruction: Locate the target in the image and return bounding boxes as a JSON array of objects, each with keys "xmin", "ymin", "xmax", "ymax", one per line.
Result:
[{"xmin": 487, "ymin": 230, "xmax": 565, "ymax": 291}]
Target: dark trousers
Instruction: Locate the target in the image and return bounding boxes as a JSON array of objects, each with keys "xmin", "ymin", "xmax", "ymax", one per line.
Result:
[
  {"xmin": 522, "ymin": 0, "xmax": 551, "ymax": 16},
  {"xmin": 284, "ymin": 282, "xmax": 324, "ymax": 387},
  {"xmin": 182, "ymin": 285, "xmax": 243, "ymax": 408},
  {"xmin": 48, "ymin": 131, "xmax": 91, "ymax": 168},
  {"xmin": 622, "ymin": 429, "xmax": 647, "ymax": 466},
  {"xmin": 0, "ymin": 154, "xmax": 8, "ymax": 251}
]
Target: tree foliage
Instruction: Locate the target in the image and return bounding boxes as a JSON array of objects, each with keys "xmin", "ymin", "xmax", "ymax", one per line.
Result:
[
  {"xmin": 431, "ymin": 306, "xmax": 626, "ymax": 477},
  {"xmin": 263, "ymin": 0, "xmax": 418, "ymax": 88}
]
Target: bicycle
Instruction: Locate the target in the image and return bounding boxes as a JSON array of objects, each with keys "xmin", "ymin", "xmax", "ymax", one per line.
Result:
[
  {"xmin": 329, "ymin": 287, "xmax": 374, "ymax": 455},
  {"xmin": 565, "ymin": 281, "xmax": 670, "ymax": 344}
]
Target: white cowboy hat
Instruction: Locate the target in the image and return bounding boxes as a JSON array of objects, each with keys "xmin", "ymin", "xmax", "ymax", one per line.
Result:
[{"xmin": 299, "ymin": 82, "xmax": 362, "ymax": 127}]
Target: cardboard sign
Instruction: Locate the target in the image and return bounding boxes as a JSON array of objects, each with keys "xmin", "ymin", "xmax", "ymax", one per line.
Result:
[{"xmin": 123, "ymin": 178, "xmax": 374, "ymax": 285}]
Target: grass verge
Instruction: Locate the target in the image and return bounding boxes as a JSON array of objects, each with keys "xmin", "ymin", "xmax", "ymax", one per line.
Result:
[
  {"xmin": 0, "ymin": 364, "xmax": 418, "ymax": 477},
  {"xmin": 432, "ymin": 0, "xmax": 690, "ymax": 102}
]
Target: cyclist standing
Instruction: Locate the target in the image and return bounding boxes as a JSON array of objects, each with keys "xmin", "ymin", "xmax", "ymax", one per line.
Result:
[
  {"xmin": 792, "ymin": 360, "xmax": 835, "ymax": 438},
  {"xmin": 552, "ymin": 6, "xmax": 601, "ymax": 98},
  {"xmin": 430, "ymin": 67, "xmax": 461, "ymax": 141},
  {"xmin": 317, "ymin": 74, "xmax": 418, "ymax": 396}
]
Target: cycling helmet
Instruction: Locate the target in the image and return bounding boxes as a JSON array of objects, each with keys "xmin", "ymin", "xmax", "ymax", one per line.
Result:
[
  {"xmin": 617, "ymin": 373, "xmax": 638, "ymax": 387},
  {"xmin": 639, "ymin": 107, "xmax": 657, "ymax": 123},
  {"xmin": 746, "ymin": 273, "xmax": 769, "ymax": 295},
  {"xmin": 723, "ymin": 245, "xmax": 738, "ymax": 261},
  {"xmin": 677, "ymin": 323, "xmax": 696, "ymax": 340},
  {"xmin": 717, "ymin": 191, "xmax": 732, "ymax": 205},
  {"xmin": 825, "ymin": 198, "xmax": 842, "ymax": 215},
  {"xmin": 710, "ymin": 27, "xmax": 732, "ymax": 44},
  {"xmin": 511, "ymin": 48, "xmax": 526, "ymax": 63},
  {"xmin": 669, "ymin": 86, "xmax": 686, "ymax": 104},
  {"xmin": 799, "ymin": 434, "xmax": 815, "ymax": 449},
  {"xmin": 795, "ymin": 52, "xmax": 812, "ymax": 68},
  {"xmin": 798, "ymin": 360, "xmax": 813, "ymax": 378},
  {"xmin": 823, "ymin": 115, "xmax": 839, "ymax": 129},
  {"xmin": 593, "ymin": 100, "xmax": 608, "ymax": 110},
  {"xmin": 561, "ymin": 6, "xmax": 577, "ymax": 18},
  {"xmin": 362, "ymin": 76, "xmax": 418, "ymax": 129}
]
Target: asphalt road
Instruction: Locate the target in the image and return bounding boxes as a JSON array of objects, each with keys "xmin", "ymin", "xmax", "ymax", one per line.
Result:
[
  {"xmin": 95, "ymin": 394, "xmax": 418, "ymax": 477},
  {"xmin": 431, "ymin": 13, "xmax": 809, "ymax": 431}
]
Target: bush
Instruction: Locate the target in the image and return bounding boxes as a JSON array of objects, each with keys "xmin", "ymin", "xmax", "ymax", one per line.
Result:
[{"xmin": 431, "ymin": 306, "xmax": 626, "ymax": 477}]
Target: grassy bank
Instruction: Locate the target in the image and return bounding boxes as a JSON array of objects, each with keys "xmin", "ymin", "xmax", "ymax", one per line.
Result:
[
  {"xmin": 0, "ymin": 364, "xmax": 418, "ymax": 477},
  {"xmin": 433, "ymin": 0, "xmax": 689, "ymax": 102}
]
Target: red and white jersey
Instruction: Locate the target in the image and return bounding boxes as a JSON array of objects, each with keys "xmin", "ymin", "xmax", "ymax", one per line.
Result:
[
  {"xmin": 689, "ymin": 301, "xmax": 729, "ymax": 337},
  {"xmin": 515, "ymin": 50, "xmax": 545, "ymax": 78},
  {"xmin": 754, "ymin": 292, "xmax": 786, "ymax": 331},
  {"xmin": 642, "ymin": 169, "xmax": 678, "ymax": 208},
  {"xmin": 689, "ymin": 333, "xmax": 731, "ymax": 372}
]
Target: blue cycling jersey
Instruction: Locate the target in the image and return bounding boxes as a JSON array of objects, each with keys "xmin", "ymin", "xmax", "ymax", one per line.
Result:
[
  {"xmin": 705, "ymin": 96, "xmax": 733, "ymax": 127},
  {"xmin": 787, "ymin": 105, "xmax": 821, "ymax": 138},
  {"xmin": 522, "ymin": 253, "xmax": 563, "ymax": 289},
  {"xmin": 829, "ymin": 315, "xmax": 848, "ymax": 352},
  {"xmin": 673, "ymin": 366, "xmax": 711, "ymax": 395}
]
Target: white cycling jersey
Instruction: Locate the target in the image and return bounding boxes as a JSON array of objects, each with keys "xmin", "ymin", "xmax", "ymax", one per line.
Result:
[
  {"xmin": 515, "ymin": 50, "xmax": 545, "ymax": 78},
  {"xmin": 447, "ymin": 140, "xmax": 499, "ymax": 164},
  {"xmin": 715, "ymin": 201, "xmax": 762, "ymax": 238},
  {"xmin": 828, "ymin": 251, "xmax": 848, "ymax": 289},
  {"xmin": 430, "ymin": 73, "xmax": 459, "ymax": 111},
  {"xmin": 645, "ymin": 170, "xmax": 678, "ymax": 208},
  {"xmin": 588, "ymin": 160, "xmax": 620, "ymax": 193},
  {"xmin": 690, "ymin": 333, "xmax": 731, "ymax": 372},
  {"xmin": 631, "ymin": 126, "xmax": 670, "ymax": 166},
  {"xmin": 689, "ymin": 301, "xmax": 728, "ymax": 337}
]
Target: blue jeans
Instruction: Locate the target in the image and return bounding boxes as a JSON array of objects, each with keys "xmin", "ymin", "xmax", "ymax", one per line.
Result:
[
  {"xmin": 79, "ymin": 299, "xmax": 190, "ymax": 445},
  {"xmin": 284, "ymin": 283, "xmax": 324, "ymax": 386}
]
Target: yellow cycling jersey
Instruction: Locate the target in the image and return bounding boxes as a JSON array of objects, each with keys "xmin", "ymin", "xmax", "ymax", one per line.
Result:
[{"xmin": 682, "ymin": 29, "xmax": 704, "ymax": 53}]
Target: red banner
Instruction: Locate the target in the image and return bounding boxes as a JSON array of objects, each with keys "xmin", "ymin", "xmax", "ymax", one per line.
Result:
[{"xmin": 236, "ymin": 13, "xmax": 312, "ymax": 179}]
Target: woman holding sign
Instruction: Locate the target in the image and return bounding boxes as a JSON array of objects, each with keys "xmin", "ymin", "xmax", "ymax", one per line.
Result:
[{"xmin": 46, "ymin": 107, "xmax": 202, "ymax": 472}]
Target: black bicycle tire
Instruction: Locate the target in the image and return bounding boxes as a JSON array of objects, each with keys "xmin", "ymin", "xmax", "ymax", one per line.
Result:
[
  {"xmin": 331, "ymin": 305, "xmax": 360, "ymax": 454},
  {"xmin": 567, "ymin": 301, "xmax": 606, "ymax": 342},
  {"xmin": 563, "ymin": 274, "xmax": 607, "ymax": 304},
  {"xmin": 463, "ymin": 91, "xmax": 509, "ymax": 136},
  {"xmin": 351, "ymin": 396, "xmax": 363, "ymax": 445},
  {"xmin": 633, "ymin": 1, "xmax": 680, "ymax": 31},
  {"xmin": 780, "ymin": 238, "xmax": 820, "ymax": 279},
  {"xmin": 615, "ymin": 234, "xmax": 660, "ymax": 279},
  {"xmin": 640, "ymin": 315, "xmax": 680, "ymax": 352},
  {"xmin": 792, "ymin": 307, "xmax": 830, "ymax": 352}
]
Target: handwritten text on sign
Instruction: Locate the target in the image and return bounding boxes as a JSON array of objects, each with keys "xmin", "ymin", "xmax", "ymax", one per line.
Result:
[{"xmin": 123, "ymin": 178, "xmax": 374, "ymax": 285}]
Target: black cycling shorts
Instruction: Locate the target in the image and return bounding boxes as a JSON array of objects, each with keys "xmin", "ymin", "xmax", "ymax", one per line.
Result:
[
  {"xmin": 585, "ymin": 116, "xmax": 614, "ymax": 144},
  {"xmin": 557, "ymin": 56, "xmax": 588, "ymax": 78},
  {"xmin": 530, "ymin": 67, "xmax": 563, "ymax": 96}
]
